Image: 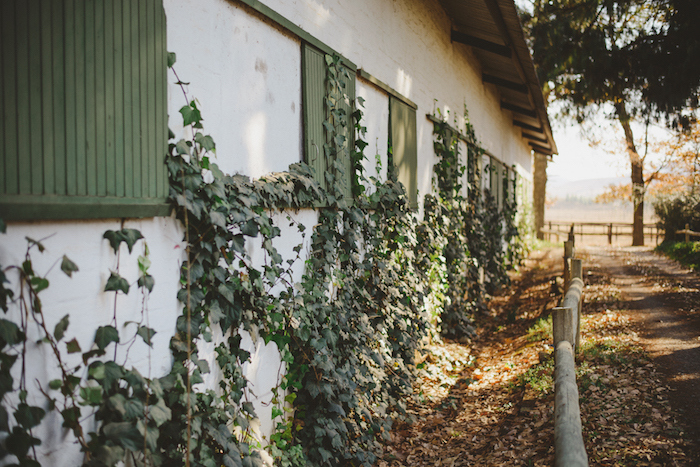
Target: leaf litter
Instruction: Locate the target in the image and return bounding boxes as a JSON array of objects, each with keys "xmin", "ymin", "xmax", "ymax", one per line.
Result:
[{"xmin": 377, "ymin": 248, "xmax": 696, "ymax": 466}]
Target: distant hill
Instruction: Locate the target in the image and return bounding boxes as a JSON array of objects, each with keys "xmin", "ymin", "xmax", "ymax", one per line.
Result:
[
  {"xmin": 548, "ymin": 177, "xmax": 627, "ymax": 200},
  {"xmin": 545, "ymin": 176, "xmax": 657, "ymax": 223}
]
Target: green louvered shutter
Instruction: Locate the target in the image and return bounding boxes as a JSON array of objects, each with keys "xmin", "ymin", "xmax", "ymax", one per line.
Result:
[
  {"xmin": 338, "ymin": 73, "xmax": 355, "ymax": 202},
  {"xmin": 0, "ymin": 0, "xmax": 168, "ymax": 221},
  {"xmin": 302, "ymin": 44, "xmax": 327, "ymax": 192},
  {"xmin": 389, "ymin": 97, "xmax": 417, "ymax": 208},
  {"xmin": 302, "ymin": 43, "xmax": 354, "ymax": 203}
]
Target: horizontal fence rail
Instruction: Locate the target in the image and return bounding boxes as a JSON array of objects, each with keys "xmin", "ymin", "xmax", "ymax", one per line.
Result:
[
  {"xmin": 676, "ymin": 224, "xmax": 700, "ymax": 243},
  {"xmin": 551, "ymin": 234, "xmax": 589, "ymax": 467},
  {"xmin": 542, "ymin": 221, "xmax": 660, "ymax": 245}
]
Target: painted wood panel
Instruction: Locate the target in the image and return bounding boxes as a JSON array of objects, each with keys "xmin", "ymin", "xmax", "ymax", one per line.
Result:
[{"xmin": 0, "ymin": 0, "xmax": 169, "ymax": 220}]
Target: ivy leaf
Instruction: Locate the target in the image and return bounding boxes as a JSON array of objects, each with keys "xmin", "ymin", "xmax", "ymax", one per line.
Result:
[
  {"xmin": 14, "ymin": 403, "xmax": 45, "ymax": 429},
  {"xmin": 0, "ymin": 319, "xmax": 23, "ymax": 348},
  {"xmin": 167, "ymin": 51, "xmax": 177, "ymax": 68},
  {"xmin": 105, "ymin": 272, "xmax": 130, "ymax": 295},
  {"xmin": 138, "ymin": 274, "xmax": 155, "ymax": 292},
  {"xmin": 65, "ymin": 338, "xmax": 81, "ymax": 354},
  {"xmin": 194, "ymin": 132, "xmax": 216, "ymax": 152},
  {"xmin": 180, "ymin": 101, "xmax": 202, "ymax": 127},
  {"xmin": 30, "ymin": 276, "xmax": 49, "ymax": 293},
  {"xmin": 103, "ymin": 230, "xmax": 123, "ymax": 253},
  {"xmin": 48, "ymin": 379, "xmax": 62, "ymax": 390},
  {"xmin": 0, "ymin": 218, "xmax": 5, "ymax": 233},
  {"xmin": 79, "ymin": 385, "xmax": 103, "ymax": 406},
  {"xmin": 53, "ymin": 315, "xmax": 69, "ymax": 342},
  {"xmin": 149, "ymin": 398, "xmax": 171, "ymax": 427},
  {"xmin": 94, "ymin": 325, "xmax": 119, "ymax": 350},
  {"xmin": 210, "ymin": 211, "xmax": 228, "ymax": 229},
  {"xmin": 136, "ymin": 326, "xmax": 156, "ymax": 347},
  {"xmin": 6, "ymin": 426, "xmax": 41, "ymax": 458},
  {"xmin": 103, "ymin": 422, "xmax": 143, "ymax": 452},
  {"xmin": 103, "ymin": 229, "xmax": 143, "ymax": 254},
  {"xmin": 60, "ymin": 255, "xmax": 79, "ymax": 278},
  {"xmin": 241, "ymin": 220, "xmax": 259, "ymax": 237}
]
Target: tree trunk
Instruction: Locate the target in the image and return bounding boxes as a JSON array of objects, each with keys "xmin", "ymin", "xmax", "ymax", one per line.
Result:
[
  {"xmin": 615, "ymin": 102, "xmax": 645, "ymax": 246},
  {"xmin": 533, "ymin": 152, "xmax": 548, "ymax": 240}
]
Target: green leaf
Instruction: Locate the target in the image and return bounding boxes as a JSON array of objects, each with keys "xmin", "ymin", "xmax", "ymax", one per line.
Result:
[
  {"xmin": 65, "ymin": 338, "xmax": 81, "ymax": 354},
  {"xmin": 103, "ymin": 422, "xmax": 143, "ymax": 452},
  {"xmin": 30, "ymin": 276, "xmax": 49, "ymax": 293},
  {"xmin": 136, "ymin": 326, "xmax": 156, "ymax": 347},
  {"xmin": 14, "ymin": 403, "xmax": 45, "ymax": 429},
  {"xmin": 48, "ymin": 379, "xmax": 62, "ymax": 390},
  {"xmin": 167, "ymin": 51, "xmax": 177, "ymax": 68},
  {"xmin": 105, "ymin": 272, "xmax": 130, "ymax": 294},
  {"xmin": 103, "ymin": 230, "xmax": 123, "ymax": 253},
  {"xmin": 103, "ymin": 229, "xmax": 143, "ymax": 254},
  {"xmin": 60, "ymin": 255, "xmax": 79, "ymax": 278},
  {"xmin": 121, "ymin": 229, "xmax": 144, "ymax": 253},
  {"xmin": 149, "ymin": 398, "xmax": 171, "ymax": 427},
  {"xmin": 53, "ymin": 314, "xmax": 69, "ymax": 342},
  {"xmin": 0, "ymin": 218, "xmax": 5, "ymax": 233},
  {"xmin": 138, "ymin": 274, "xmax": 155, "ymax": 292},
  {"xmin": 94, "ymin": 325, "xmax": 119, "ymax": 350},
  {"xmin": 0, "ymin": 319, "xmax": 23, "ymax": 348},
  {"xmin": 180, "ymin": 101, "xmax": 202, "ymax": 127},
  {"xmin": 194, "ymin": 132, "xmax": 216, "ymax": 152},
  {"xmin": 79, "ymin": 385, "xmax": 103, "ymax": 406},
  {"xmin": 6, "ymin": 426, "xmax": 41, "ymax": 458}
]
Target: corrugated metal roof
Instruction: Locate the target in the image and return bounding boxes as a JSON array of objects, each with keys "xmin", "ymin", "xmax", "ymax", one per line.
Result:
[{"xmin": 440, "ymin": 0, "xmax": 557, "ymax": 155}]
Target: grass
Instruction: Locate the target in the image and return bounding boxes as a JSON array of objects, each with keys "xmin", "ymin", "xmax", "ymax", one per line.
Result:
[
  {"xmin": 655, "ymin": 240, "xmax": 700, "ymax": 270},
  {"xmin": 526, "ymin": 315, "xmax": 552, "ymax": 343}
]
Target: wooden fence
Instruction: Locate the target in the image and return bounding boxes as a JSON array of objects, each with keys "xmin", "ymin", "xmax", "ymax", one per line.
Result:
[
  {"xmin": 541, "ymin": 221, "xmax": 661, "ymax": 245},
  {"xmin": 552, "ymin": 234, "xmax": 589, "ymax": 467}
]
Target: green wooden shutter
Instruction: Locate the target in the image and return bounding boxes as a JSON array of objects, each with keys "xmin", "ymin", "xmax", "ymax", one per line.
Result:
[
  {"xmin": 302, "ymin": 43, "xmax": 355, "ymax": 203},
  {"xmin": 338, "ymin": 72, "xmax": 355, "ymax": 202},
  {"xmin": 0, "ymin": 0, "xmax": 168, "ymax": 221},
  {"xmin": 302, "ymin": 43, "xmax": 327, "ymax": 191},
  {"xmin": 389, "ymin": 97, "xmax": 418, "ymax": 208}
]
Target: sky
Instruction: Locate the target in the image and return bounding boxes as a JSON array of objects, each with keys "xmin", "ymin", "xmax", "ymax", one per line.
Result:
[{"xmin": 545, "ymin": 105, "xmax": 674, "ymax": 185}]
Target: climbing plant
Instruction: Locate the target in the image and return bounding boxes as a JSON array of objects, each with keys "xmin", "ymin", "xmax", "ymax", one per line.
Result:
[{"xmin": 0, "ymin": 52, "xmax": 531, "ymax": 467}]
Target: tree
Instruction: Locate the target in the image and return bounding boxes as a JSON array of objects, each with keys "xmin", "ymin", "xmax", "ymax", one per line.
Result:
[{"xmin": 524, "ymin": 0, "xmax": 700, "ymax": 245}]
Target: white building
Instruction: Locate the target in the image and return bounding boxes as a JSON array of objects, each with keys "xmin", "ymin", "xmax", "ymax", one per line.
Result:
[{"xmin": 0, "ymin": 0, "xmax": 555, "ymax": 465}]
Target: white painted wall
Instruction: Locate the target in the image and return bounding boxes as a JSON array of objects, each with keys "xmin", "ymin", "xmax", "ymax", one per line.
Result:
[
  {"xmin": 165, "ymin": 0, "xmax": 303, "ymax": 179},
  {"xmin": 0, "ymin": 217, "xmax": 184, "ymax": 466},
  {"xmin": 0, "ymin": 0, "xmax": 538, "ymax": 464},
  {"xmin": 252, "ymin": 0, "xmax": 533, "ymax": 200}
]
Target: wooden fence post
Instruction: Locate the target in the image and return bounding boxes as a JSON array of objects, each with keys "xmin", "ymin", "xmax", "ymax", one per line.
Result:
[
  {"xmin": 571, "ymin": 259, "xmax": 583, "ymax": 350},
  {"xmin": 686, "ymin": 223, "xmax": 690, "ymax": 243},
  {"xmin": 607, "ymin": 223, "xmax": 612, "ymax": 245},
  {"xmin": 554, "ymin": 341, "xmax": 589, "ymax": 467},
  {"xmin": 552, "ymin": 307, "xmax": 574, "ymax": 347},
  {"xmin": 563, "ymin": 240, "xmax": 573, "ymax": 291}
]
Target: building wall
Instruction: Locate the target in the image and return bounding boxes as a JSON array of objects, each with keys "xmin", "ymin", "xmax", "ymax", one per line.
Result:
[{"xmin": 0, "ymin": 0, "xmax": 535, "ymax": 464}]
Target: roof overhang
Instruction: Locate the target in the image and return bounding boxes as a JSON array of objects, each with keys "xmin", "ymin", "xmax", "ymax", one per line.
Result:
[{"xmin": 440, "ymin": 0, "xmax": 558, "ymax": 155}]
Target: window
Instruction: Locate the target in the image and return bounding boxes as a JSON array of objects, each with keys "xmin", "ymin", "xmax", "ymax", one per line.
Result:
[
  {"xmin": 488, "ymin": 156, "xmax": 505, "ymax": 210},
  {"xmin": 301, "ymin": 43, "xmax": 355, "ymax": 202},
  {"xmin": 0, "ymin": 0, "xmax": 168, "ymax": 221},
  {"xmin": 389, "ymin": 96, "xmax": 418, "ymax": 208}
]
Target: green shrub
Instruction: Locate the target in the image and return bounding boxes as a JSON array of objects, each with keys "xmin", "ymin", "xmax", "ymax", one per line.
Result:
[
  {"xmin": 655, "ymin": 240, "xmax": 700, "ymax": 270},
  {"xmin": 652, "ymin": 192, "xmax": 700, "ymax": 241}
]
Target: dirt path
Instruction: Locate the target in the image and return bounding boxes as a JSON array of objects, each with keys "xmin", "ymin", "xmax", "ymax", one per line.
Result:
[
  {"xmin": 583, "ymin": 245, "xmax": 700, "ymax": 459},
  {"xmin": 378, "ymin": 246, "xmax": 700, "ymax": 466}
]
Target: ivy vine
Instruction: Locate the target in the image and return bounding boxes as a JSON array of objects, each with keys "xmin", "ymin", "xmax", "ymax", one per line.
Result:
[{"xmin": 0, "ymin": 52, "xmax": 529, "ymax": 467}]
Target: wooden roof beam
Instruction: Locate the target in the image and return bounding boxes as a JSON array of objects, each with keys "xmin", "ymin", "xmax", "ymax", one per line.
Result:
[
  {"xmin": 501, "ymin": 101, "xmax": 537, "ymax": 118},
  {"xmin": 529, "ymin": 142, "xmax": 552, "ymax": 154},
  {"xmin": 513, "ymin": 120, "xmax": 544, "ymax": 133},
  {"xmin": 522, "ymin": 132, "xmax": 549, "ymax": 144},
  {"xmin": 482, "ymin": 73, "xmax": 529, "ymax": 94},
  {"xmin": 451, "ymin": 31, "xmax": 512, "ymax": 57}
]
